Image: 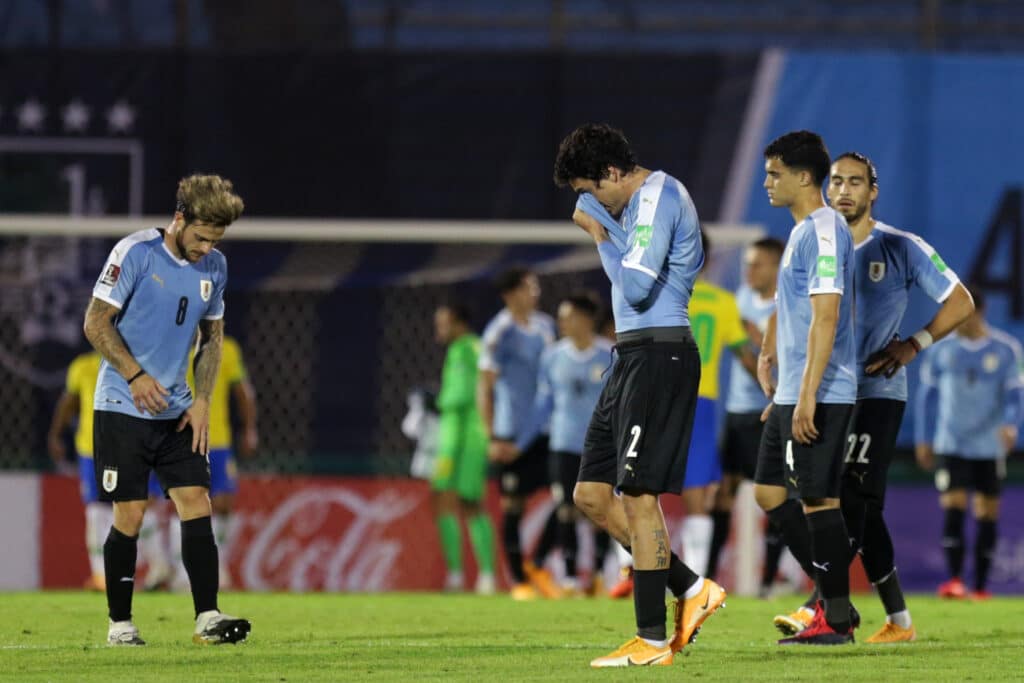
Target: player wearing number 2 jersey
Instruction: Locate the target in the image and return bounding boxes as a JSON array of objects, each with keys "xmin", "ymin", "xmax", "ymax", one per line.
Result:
[{"xmin": 84, "ymin": 174, "xmax": 250, "ymax": 647}]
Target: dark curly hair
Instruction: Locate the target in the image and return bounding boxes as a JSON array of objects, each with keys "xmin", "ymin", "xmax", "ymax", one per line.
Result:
[
  {"xmin": 834, "ymin": 151, "xmax": 879, "ymax": 188},
  {"xmin": 764, "ymin": 130, "xmax": 831, "ymax": 188},
  {"xmin": 553, "ymin": 123, "xmax": 638, "ymax": 187}
]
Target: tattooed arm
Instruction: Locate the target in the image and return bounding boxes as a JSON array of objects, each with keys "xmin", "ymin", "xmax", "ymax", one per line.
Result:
[
  {"xmin": 192, "ymin": 318, "xmax": 224, "ymax": 402},
  {"xmin": 178, "ymin": 318, "xmax": 224, "ymax": 455},
  {"xmin": 83, "ymin": 297, "xmax": 169, "ymax": 415}
]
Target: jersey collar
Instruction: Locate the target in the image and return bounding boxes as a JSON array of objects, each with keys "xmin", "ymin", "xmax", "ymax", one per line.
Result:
[{"xmin": 160, "ymin": 240, "xmax": 190, "ymax": 267}]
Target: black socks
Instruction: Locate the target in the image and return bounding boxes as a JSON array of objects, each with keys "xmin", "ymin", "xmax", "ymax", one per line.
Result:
[
  {"xmin": 181, "ymin": 516, "xmax": 219, "ymax": 617},
  {"xmin": 104, "ymin": 527, "xmax": 138, "ymax": 622}
]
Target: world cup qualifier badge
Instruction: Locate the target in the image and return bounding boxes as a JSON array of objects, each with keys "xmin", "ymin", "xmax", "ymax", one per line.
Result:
[
  {"xmin": 100, "ymin": 264, "xmax": 121, "ymax": 287},
  {"xmin": 102, "ymin": 467, "xmax": 118, "ymax": 493}
]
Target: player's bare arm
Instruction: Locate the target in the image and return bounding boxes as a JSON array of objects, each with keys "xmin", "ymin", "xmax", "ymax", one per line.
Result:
[
  {"xmin": 231, "ymin": 379, "xmax": 260, "ymax": 458},
  {"xmin": 46, "ymin": 392, "xmax": 79, "ymax": 465},
  {"xmin": 179, "ymin": 318, "xmax": 224, "ymax": 455},
  {"xmin": 83, "ymin": 297, "xmax": 170, "ymax": 415},
  {"xmin": 866, "ymin": 284, "xmax": 975, "ymax": 378},
  {"xmin": 793, "ymin": 293, "xmax": 840, "ymax": 444},
  {"xmin": 757, "ymin": 311, "xmax": 778, "ymax": 398}
]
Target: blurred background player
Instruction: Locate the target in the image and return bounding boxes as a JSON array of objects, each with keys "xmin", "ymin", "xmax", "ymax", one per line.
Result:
[
  {"xmin": 431, "ymin": 303, "xmax": 497, "ymax": 594},
  {"xmin": 477, "ymin": 266, "xmax": 557, "ymax": 599},
  {"xmin": 754, "ymin": 131, "xmax": 858, "ymax": 645},
  {"xmin": 826, "ymin": 152, "xmax": 973, "ymax": 642},
  {"xmin": 709, "ymin": 237, "xmax": 787, "ymax": 594},
  {"xmin": 915, "ymin": 287, "xmax": 1023, "ymax": 600},
  {"xmin": 525, "ymin": 291, "xmax": 613, "ymax": 594},
  {"xmin": 680, "ymin": 232, "xmax": 757, "ymax": 578},
  {"xmin": 47, "ymin": 350, "xmax": 110, "ymax": 591}
]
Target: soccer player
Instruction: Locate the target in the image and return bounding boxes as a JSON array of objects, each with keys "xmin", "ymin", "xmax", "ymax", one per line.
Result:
[
  {"xmin": 915, "ymin": 287, "xmax": 1023, "ymax": 600},
  {"xmin": 525, "ymin": 292, "xmax": 613, "ymax": 593},
  {"xmin": 555, "ymin": 123, "xmax": 725, "ymax": 667},
  {"xmin": 47, "ymin": 350, "xmax": 111, "ymax": 591},
  {"xmin": 431, "ymin": 302, "xmax": 497, "ymax": 595},
  {"xmin": 827, "ymin": 152, "xmax": 974, "ymax": 641},
  {"xmin": 708, "ymin": 237, "xmax": 788, "ymax": 593},
  {"xmin": 753, "ymin": 130, "xmax": 857, "ymax": 645},
  {"xmin": 477, "ymin": 266, "xmax": 558, "ymax": 599},
  {"xmin": 680, "ymin": 232, "xmax": 757, "ymax": 577},
  {"xmin": 82, "ymin": 174, "xmax": 250, "ymax": 646}
]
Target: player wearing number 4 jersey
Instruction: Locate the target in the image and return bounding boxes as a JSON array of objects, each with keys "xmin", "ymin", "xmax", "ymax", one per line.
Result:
[
  {"xmin": 555, "ymin": 123, "xmax": 724, "ymax": 668},
  {"xmin": 754, "ymin": 131, "xmax": 858, "ymax": 645},
  {"xmin": 84, "ymin": 174, "xmax": 250, "ymax": 647},
  {"xmin": 824, "ymin": 153, "xmax": 974, "ymax": 643}
]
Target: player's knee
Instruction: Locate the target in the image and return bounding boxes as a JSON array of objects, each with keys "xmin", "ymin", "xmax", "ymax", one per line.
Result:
[
  {"xmin": 169, "ymin": 486, "xmax": 212, "ymax": 520},
  {"xmin": 500, "ymin": 495, "xmax": 524, "ymax": 514},
  {"xmin": 973, "ymin": 495, "xmax": 1000, "ymax": 520},
  {"xmin": 940, "ymin": 490, "xmax": 968, "ymax": 510},
  {"xmin": 112, "ymin": 501, "xmax": 146, "ymax": 536},
  {"xmin": 572, "ymin": 482, "xmax": 607, "ymax": 517}
]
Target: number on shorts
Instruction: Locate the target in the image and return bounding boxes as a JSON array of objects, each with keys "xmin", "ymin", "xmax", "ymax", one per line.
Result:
[
  {"xmin": 625, "ymin": 425, "xmax": 641, "ymax": 458},
  {"xmin": 785, "ymin": 440, "xmax": 795, "ymax": 471},
  {"xmin": 175, "ymin": 296, "xmax": 189, "ymax": 325},
  {"xmin": 844, "ymin": 433, "xmax": 871, "ymax": 464}
]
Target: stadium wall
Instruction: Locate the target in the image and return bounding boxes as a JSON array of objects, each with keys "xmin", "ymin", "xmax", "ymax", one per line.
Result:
[{"xmin": 7, "ymin": 472, "xmax": 1024, "ymax": 594}]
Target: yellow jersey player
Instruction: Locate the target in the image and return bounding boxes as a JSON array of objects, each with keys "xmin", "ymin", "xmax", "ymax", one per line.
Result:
[{"xmin": 48, "ymin": 350, "xmax": 110, "ymax": 591}]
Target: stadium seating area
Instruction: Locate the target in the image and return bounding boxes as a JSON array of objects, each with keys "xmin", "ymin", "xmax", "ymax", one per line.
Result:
[{"xmin": 4, "ymin": 0, "xmax": 1024, "ymax": 51}]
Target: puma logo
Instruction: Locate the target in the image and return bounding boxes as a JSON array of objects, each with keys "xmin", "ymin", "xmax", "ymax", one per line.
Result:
[
  {"xmin": 812, "ymin": 561, "xmax": 831, "ymax": 573},
  {"xmin": 788, "ymin": 476, "xmax": 799, "ymax": 488},
  {"xmin": 851, "ymin": 471, "xmax": 867, "ymax": 485},
  {"xmin": 152, "ymin": 273, "xmax": 164, "ymax": 287}
]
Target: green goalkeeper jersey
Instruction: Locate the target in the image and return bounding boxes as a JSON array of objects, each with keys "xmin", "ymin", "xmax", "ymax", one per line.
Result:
[{"xmin": 433, "ymin": 334, "xmax": 489, "ymax": 500}]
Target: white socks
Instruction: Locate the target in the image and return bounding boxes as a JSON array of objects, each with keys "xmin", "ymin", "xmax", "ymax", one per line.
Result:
[
  {"xmin": 887, "ymin": 609, "xmax": 912, "ymax": 629},
  {"xmin": 680, "ymin": 515, "xmax": 713, "ymax": 577}
]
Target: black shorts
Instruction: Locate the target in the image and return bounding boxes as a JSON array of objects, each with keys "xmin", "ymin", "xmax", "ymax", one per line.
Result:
[
  {"xmin": 93, "ymin": 410, "xmax": 211, "ymax": 502},
  {"xmin": 580, "ymin": 335, "xmax": 701, "ymax": 495},
  {"xmin": 493, "ymin": 435, "xmax": 549, "ymax": 498},
  {"xmin": 936, "ymin": 455, "xmax": 1005, "ymax": 496},
  {"xmin": 549, "ymin": 450, "xmax": 581, "ymax": 506},
  {"xmin": 720, "ymin": 411, "xmax": 765, "ymax": 480},
  {"xmin": 841, "ymin": 398, "xmax": 906, "ymax": 507},
  {"xmin": 754, "ymin": 402, "xmax": 854, "ymax": 500}
]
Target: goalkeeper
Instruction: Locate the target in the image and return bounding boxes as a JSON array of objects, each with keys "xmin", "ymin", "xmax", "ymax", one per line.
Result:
[{"xmin": 432, "ymin": 302, "xmax": 497, "ymax": 594}]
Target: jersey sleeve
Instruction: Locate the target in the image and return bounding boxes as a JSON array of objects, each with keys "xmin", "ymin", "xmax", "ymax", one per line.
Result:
[
  {"xmin": 903, "ymin": 234, "xmax": 960, "ymax": 303},
  {"xmin": 65, "ymin": 357, "xmax": 82, "ymax": 394},
  {"xmin": 478, "ymin": 320, "xmax": 505, "ymax": 373},
  {"xmin": 204, "ymin": 255, "xmax": 227, "ymax": 320},
  {"xmin": 220, "ymin": 337, "xmax": 246, "ymax": 385},
  {"xmin": 576, "ymin": 192, "xmax": 629, "ymax": 252},
  {"xmin": 722, "ymin": 293, "xmax": 749, "ymax": 349},
  {"xmin": 619, "ymin": 177, "xmax": 685, "ymax": 306},
  {"xmin": 438, "ymin": 340, "xmax": 478, "ymax": 412},
  {"xmin": 804, "ymin": 218, "xmax": 846, "ymax": 296},
  {"xmin": 92, "ymin": 242, "xmax": 144, "ymax": 309}
]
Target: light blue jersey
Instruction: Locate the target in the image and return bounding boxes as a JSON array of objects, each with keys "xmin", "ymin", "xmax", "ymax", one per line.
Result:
[
  {"xmin": 92, "ymin": 228, "xmax": 227, "ymax": 420},
  {"xmin": 725, "ymin": 285, "xmax": 776, "ymax": 414},
  {"xmin": 855, "ymin": 222, "xmax": 960, "ymax": 401},
  {"xmin": 479, "ymin": 309, "xmax": 556, "ymax": 446},
  {"xmin": 530, "ymin": 337, "xmax": 613, "ymax": 454},
  {"xmin": 915, "ymin": 330, "xmax": 1024, "ymax": 459},
  {"xmin": 578, "ymin": 171, "xmax": 703, "ymax": 333},
  {"xmin": 775, "ymin": 207, "xmax": 856, "ymax": 405}
]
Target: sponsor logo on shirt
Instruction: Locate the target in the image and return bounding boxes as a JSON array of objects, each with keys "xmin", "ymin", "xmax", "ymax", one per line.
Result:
[{"xmin": 817, "ymin": 255, "xmax": 837, "ymax": 278}]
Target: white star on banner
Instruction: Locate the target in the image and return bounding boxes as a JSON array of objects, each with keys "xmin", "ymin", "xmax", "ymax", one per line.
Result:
[
  {"xmin": 17, "ymin": 98, "xmax": 46, "ymax": 132},
  {"xmin": 106, "ymin": 100, "xmax": 135, "ymax": 133},
  {"xmin": 62, "ymin": 99, "xmax": 91, "ymax": 132}
]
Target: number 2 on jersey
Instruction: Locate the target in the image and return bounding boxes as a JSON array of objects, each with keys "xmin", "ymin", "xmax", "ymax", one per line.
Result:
[{"xmin": 625, "ymin": 425, "xmax": 641, "ymax": 458}]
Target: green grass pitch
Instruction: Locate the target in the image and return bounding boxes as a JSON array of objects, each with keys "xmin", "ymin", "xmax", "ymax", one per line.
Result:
[{"xmin": 2, "ymin": 591, "xmax": 1022, "ymax": 681}]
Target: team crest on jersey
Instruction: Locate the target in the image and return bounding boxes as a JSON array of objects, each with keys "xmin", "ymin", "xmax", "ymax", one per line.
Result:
[
  {"xmin": 869, "ymin": 261, "xmax": 886, "ymax": 282},
  {"xmin": 984, "ymin": 353, "xmax": 1000, "ymax": 373},
  {"xmin": 102, "ymin": 467, "xmax": 118, "ymax": 493},
  {"xmin": 100, "ymin": 264, "xmax": 121, "ymax": 287},
  {"xmin": 200, "ymin": 279, "xmax": 212, "ymax": 302}
]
